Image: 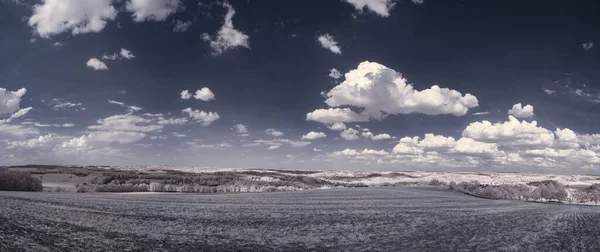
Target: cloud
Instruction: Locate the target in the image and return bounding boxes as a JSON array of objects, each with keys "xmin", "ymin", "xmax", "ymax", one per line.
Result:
[
  {"xmin": 307, "ymin": 108, "xmax": 369, "ymax": 124},
  {"xmin": 327, "ymin": 122, "xmax": 347, "ymax": 131},
  {"xmin": 203, "ymin": 2, "xmax": 250, "ymax": 55},
  {"xmin": 583, "ymin": 41, "xmax": 594, "ymax": 51},
  {"xmin": 317, "ymin": 34, "xmax": 342, "ymax": 55},
  {"xmin": 181, "ymin": 108, "xmax": 220, "ymax": 126},
  {"xmin": 102, "ymin": 48, "xmax": 135, "ymax": 60},
  {"xmin": 102, "ymin": 53, "xmax": 119, "ymax": 60},
  {"xmin": 329, "ymin": 68, "xmax": 342, "ymax": 79},
  {"xmin": 28, "ymin": 0, "xmax": 117, "ymax": 37},
  {"xmin": 88, "ymin": 114, "xmax": 161, "ymax": 133},
  {"xmin": 412, "ymin": 0, "xmax": 424, "ymax": 4},
  {"xmin": 462, "ymin": 116, "xmax": 554, "ymax": 147},
  {"xmin": 302, "ymin": 131, "xmax": 327, "ymax": 140},
  {"xmin": 361, "ymin": 130, "xmax": 391, "ymax": 141},
  {"xmin": 6, "ymin": 134, "xmax": 57, "ymax": 150},
  {"xmin": 180, "ymin": 90, "xmax": 192, "ymax": 99},
  {"xmin": 371, "ymin": 133, "xmax": 391, "ymax": 140},
  {"xmin": 108, "ymin": 100, "xmax": 142, "ymax": 112},
  {"xmin": 340, "ymin": 128, "xmax": 359, "ymax": 140},
  {"xmin": 21, "ymin": 122, "xmax": 75, "ymax": 128},
  {"xmin": 244, "ymin": 138, "xmax": 310, "ymax": 148},
  {"xmin": 120, "ymin": 48, "xmax": 135, "ymax": 59},
  {"xmin": 233, "ymin": 124, "xmax": 248, "ymax": 135},
  {"xmin": 0, "ymin": 87, "xmax": 26, "ymax": 114},
  {"xmin": 86, "ymin": 58, "xmax": 108, "ymax": 70},
  {"xmin": 508, "ymin": 103, "xmax": 534, "ymax": 118},
  {"xmin": 125, "ymin": 0, "xmax": 182, "ymax": 22},
  {"xmin": 266, "ymin": 145, "xmax": 280, "ymax": 150},
  {"xmin": 330, "ymin": 148, "xmax": 389, "ymax": 157},
  {"xmin": 450, "ymin": 137, "xmax": 501, "ymax": 156},
  {"xmin": 417, "ymin": 134, "xmax": 456, "ymax": 149},
  {"xmin": 193, "ymin": 87, "xmax": 215, "ymax": 101},
  {"xmin": 265, "ymin": 128, "xmax": 284, "ymax": 137},
  {"xmin": 0, "ymin": 124, "xmax": 39, "ymax": 138},
  {"xmin": 273, "ymin": 138, "xmax": 311, "ymax": 147},
  {"xmin": 343, "ymin": 0, "xmax": 395, "ymax": 17},
  {"xmin": 543, "ymin": 88, "xmax": 556, "ymax": 95},
  {"xmin": 49, "ymin": 98, "xmax": 85, "ymax": 111},
  {"xmin": 472, "ymin": 111, "xmax": 490, "ymax": 116},
  {"xmin": 171, "ymin": 132, "xmax": 186, "ymax": 138},
  {"xmin": 156, "ymin": 116, "xmax": 188, "ymax": 125},
  {"xmin": 307, "ymin": 61, "xmax": 478, "ymax": 124},
  {"xmin": 173, "ymin": 20, "xmax": 192, "ymax": 32},
  {"xmin": 0, "ymin": 107, "xmax": 32, "ymax": 124},
  {"xmin": 87, "ymin": 131, "xmax": 146, "ymax": 144}
]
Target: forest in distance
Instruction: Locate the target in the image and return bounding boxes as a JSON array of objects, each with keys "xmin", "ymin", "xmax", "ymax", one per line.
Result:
[{"xmin": 2, "ymin": 165, "xmax": 600, "ymax": 205}]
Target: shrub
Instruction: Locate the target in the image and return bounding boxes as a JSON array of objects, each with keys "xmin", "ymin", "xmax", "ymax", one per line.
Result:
[
  {"xmin": 428, "ymin": 179, "xmax": 447, "ymax": 187},
  {"xmin": 0, "ymin": 172, "xmax": 43, "ymax": 191}
]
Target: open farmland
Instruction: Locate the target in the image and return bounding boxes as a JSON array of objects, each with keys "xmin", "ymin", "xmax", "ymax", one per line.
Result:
[{"xmin": 1, "ymin": 187, "xmax": 600, "ymax": 251}]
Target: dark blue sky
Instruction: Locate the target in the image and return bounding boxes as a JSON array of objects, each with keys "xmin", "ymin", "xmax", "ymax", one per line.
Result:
[{"xmin": 1, "ymin": 0, "xmax": 600, "ymax": 173}]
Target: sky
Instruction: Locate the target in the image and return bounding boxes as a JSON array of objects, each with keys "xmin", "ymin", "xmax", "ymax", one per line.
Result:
[{"xmin": 1, "ymin": 0, "xmax": 600, "ymax": 174}]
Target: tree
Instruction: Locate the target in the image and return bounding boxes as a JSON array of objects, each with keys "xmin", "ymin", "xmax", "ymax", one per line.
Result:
[
  {"xmin": 540, "ymin": 184, "xmax": 556, "ymax": 202},
  {"xmin": 531, "ymin": 188, "xmax": 542, "ymax": 202},
  {"xmin": 0, "ymin": 172, "xmax": 43, "ymax": 191},
  {"xmin": 555, "ymin": 188, "xmax": 568, "ymax": 202}
]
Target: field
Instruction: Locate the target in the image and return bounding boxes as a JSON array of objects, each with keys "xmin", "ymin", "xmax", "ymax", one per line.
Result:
[{"xmin": 1, "ymin": 187, "xmax": 600, "ymax": 251}]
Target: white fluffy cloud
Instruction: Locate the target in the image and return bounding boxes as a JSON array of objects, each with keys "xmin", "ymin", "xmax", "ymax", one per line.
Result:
[
  {"xmin": 28, "ymin": 0, "xmax": 117, "ymax": 37},
  {"xmin": 328, "ymin": 122, "xmax": 347, "ymax": 131},
  {"xmin": 120, "ymin": 48, "xmax": 135, "ymax": 59},
  {"xmin": 193, "ymin": 87, "xmax": 215, "ymax": 101},
  {"xmin": 361, "ymin": 130, "xmax": 392, "ymax": 141},
  {"xmin": 86, "ymin": 58, "xmax": 108, "ymax": 71},
  {"xmin": 103, "ymin": 48, "xmax": 135, "ymax": 60},
  {"xmin": 417, "ymin": 134, "xmax": 456, "ymax": 149},
  {"xmin": 340, "ymin": 128, "xmax": 359, "ymax": 140},
  {"xmin": 125, "ymin": 0, "xmax": 182, "ymax": 22},
  {"xmin": 89, "ymin": 114, "xmax": 161, "ymax": 133},
  {"xmin": 306, "ymin": 108, "xmax": 369, "ymax": 124},
  {"xmin": 307, "ymin": 61, "xmax": 478, "ymax": 124},
  {"xmin": 233, "ymin": 124, "xmax": 249, "ymax": 135},
  {"xmin": 265, "ymin": 128, "xmax": 284, "ymax": 137},
  {"xmin": 371, "ymin": 133, "xmax": 391, "ymax": 140},
  {"xmin": 202, "ymin": 2, "xmax": 249, "ymax": 55},
  {"xmin": 6, "ymin": 134, "xmax": 57, "ymax": 150},
  {"xmin": 463, "ymin": 116, "xmax": 554, "ymax": 147},
  {"xmin": 451, "ymin": 137, "xmax": 501, "ymax": 156},
  {"xmin": 329, "ymin": 68, "xmax": 342, "ymax": 79},
  {"xmin": 180, "ymin": 90, "xmax": 192, "ymax": 99},
  {"xmin": 302, "ymin": 131, "xmax": 327, "ymax": 140},
  {"xmin": 508, "ymin": 103, "xmax": 534, "ymax": 118},
  {"xmin": 0, "ymin": 87, "xmax": 26, "ymax": 114},
  {"xmin": 330, "ymin": 148, "xmax": 389, "ymax": 157},
  {"xmin": 317, "ymin": 34, "xmax": 342, "ymax": 55},
  {"xmin": 181, "ymin": 108, "xmax": 220, "ymax": 126},
  {"xmin": 343, "ymin": 0, "xmax": 395, "ymax": 17},
  {"xmin": 181, "ymin": 88, "xmax": 215, "ymax": 101},
  {"xmin": 543, "ymin": 88, "xmax": 556, "ymax": 95}
]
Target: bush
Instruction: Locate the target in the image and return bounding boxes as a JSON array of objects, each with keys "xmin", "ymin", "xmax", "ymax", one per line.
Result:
[{"xmin": 0, "ymin": 172, "xmax": 43, "ymax": 191}]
